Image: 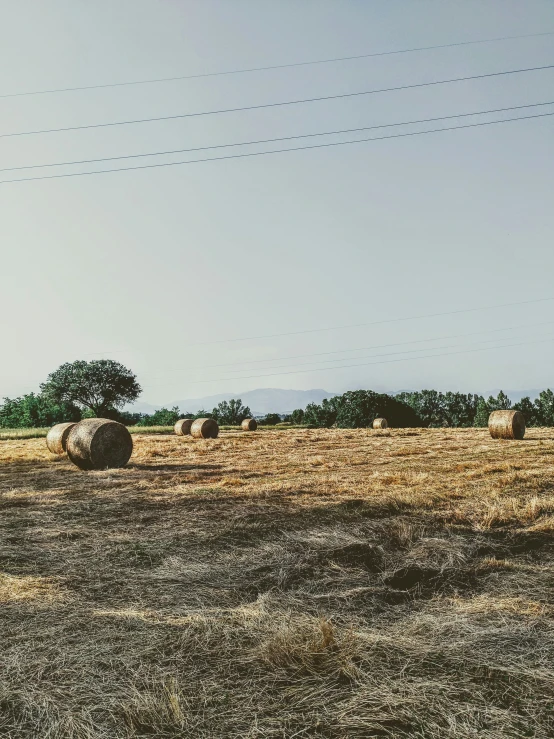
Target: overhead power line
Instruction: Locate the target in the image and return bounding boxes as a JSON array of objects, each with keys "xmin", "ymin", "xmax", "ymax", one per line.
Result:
[
  {"xmin": 144, "ymin": 335, "xmax": 553, "ymax": 387},
  {"xmin": 1, "ymin": 31, "xmax": 552, "ymax": 99},
  {"xmin": 186, "ymin": 296, "xmax": 554, "ymax": 348},
  {"xmin": 2, "ymin": 100, "xmax": 552, "ymax": 173},
  {"xmin": 150, "ymin": 328, "xmax": 554, "ymax": 382},
  {"xmin": 187, "ymin": 320, "xmax": 554, "ymax": 374},
  {"xmin": 1, "ymin": 63, "xmax": 552, "ymax": 140},
  {"xmin": 218, "ymin": 331, "xmax": 553, "ymax": 375},
  {"xmin": 144, "ymin": 334, "xmax": 551, "ymax": 389},
  {"xmin": 1, "ymin": 109, "xmax": 553, "ymax": 185}
]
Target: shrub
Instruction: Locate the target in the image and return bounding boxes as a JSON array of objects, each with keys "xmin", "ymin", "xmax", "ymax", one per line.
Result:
[
  {"xmin": 136, "ymin": 407, "xmax": 183, "ymax": 427},
  {"xmin": 0, "ymin": 393, "xmax": 81, "ymax": 428},
  {"xmin": 212, "ymin": 399, "xmax": 251, "ymax": 425},
  {"xmin": 259, "ymin": 413, "xmax": 282, "ymax": 426}
]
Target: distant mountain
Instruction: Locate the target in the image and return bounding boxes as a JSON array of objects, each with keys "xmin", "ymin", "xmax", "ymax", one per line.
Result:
[
  {"xmin": 125, "ymin": 400, "xmax": 162, "ymax": 414},
  {"xmin": 127, "ymin": 388, "xmax": 336, "ymax": 416},
  {"xmin": 168, "ymin": 388, "xmax": 337, "ymax": 416}
]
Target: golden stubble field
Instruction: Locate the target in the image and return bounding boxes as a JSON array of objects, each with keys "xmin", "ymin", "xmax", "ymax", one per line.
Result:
[{"xmin": 0, "ymin": 427, "xmax": 553, "ymax": 738}]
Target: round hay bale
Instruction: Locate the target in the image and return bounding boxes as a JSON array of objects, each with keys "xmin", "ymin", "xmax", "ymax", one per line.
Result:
[
  {"xmin": 174, "ymin": 418, "xmax": 193, "ymax": 436},
  {"xmin": 488, "ymin": 410, "xmax": 525, "ymax": 440},
  {"xmin": 46, "ymin": 422, "xmax": 77, "ymax": 455},
  {"xmin": 190, "ymin": 418, "xmax": 219, "ymax": 439},
  {"xmin": 373, "ymin": 418, "xmax": 388, "ymax": 429},
  {"xmin": 66, "ymin": 418, "xmax": 133, "ymax": 470},
  {"xmin": 241, "ymin": 418, "xmax": 257, "ymax": 431}
]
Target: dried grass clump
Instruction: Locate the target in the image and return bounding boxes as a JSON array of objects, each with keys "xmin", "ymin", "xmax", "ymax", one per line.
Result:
[
  {"xmin": 373, "ymin": 418, "xmax": 388, "ymax": 429},
  {"xmin": 67, "ymin": 418, "xmax": 133, "ymax": 470},
  {"xmin": 174, "ymin": 419, "xmax": 193, "ymax": 436},
  {"xmin": 489, "ymin": 410, "xmax": 526, "ymax": 440},
  {"xmin": 190, "ymin": 418, "xmax": 219, "ymax": 439},
  {"xmin": 241, "ymin": 418, "xmax": 257, "ymax": 431},
  {"xmin": 45, "ymin": 422, "xmax": 76, "ymax": 455}
]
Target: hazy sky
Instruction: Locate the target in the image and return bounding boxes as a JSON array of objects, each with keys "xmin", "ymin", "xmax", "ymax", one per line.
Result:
[{"xmin": 1, "ymin": 0, "xmax": 553, "ymax": 405}]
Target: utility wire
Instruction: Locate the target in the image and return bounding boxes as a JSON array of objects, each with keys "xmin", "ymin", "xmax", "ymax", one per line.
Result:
[
  {"xmin": 1, "ymin": 109, "xmax": 553, "ymax": 185},
  {"xmin": 1, "ymin": 63, "xmax": 552, "ymax": 140},
  {"xmin": 185, "ymin": 320, "xmax": 554, "ymax": 374},
  {"xmin": 1, "ymin": 31, "xmax": 552, "ymax": 99},
  {"xmin": 78, "ymin": 318, "xmax": 554, "ymax": 366},
  {"xmin": 2, "ymin": 100, "xmax": 553, "ymax": 173},
  {"xmin": 213, "ymin": 330, "xmax": 554, "ymax": 375},
  {"xmin": 150, "ymin": 331, "xmax": 554, "ymax": 382},
  {"xmin": 184, "ymin": 296, "xmax": 554, "ymax": 348},
  {"xmin": 144, "ymin": 335, "xmax": 554, "ymax": 387}
]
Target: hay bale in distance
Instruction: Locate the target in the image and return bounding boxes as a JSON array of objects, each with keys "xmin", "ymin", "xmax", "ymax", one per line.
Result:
[
  {"xmin": 241, "ymin": 418, "xmax": 257, "ymax": 431},
  {"xmin": 488, "ymin": 410, "xmax": 526, "ymax": 440},
  {"xmin": 174, "ymin": 418, "xmax": 193, "ymax": 436},
  {"xmin": 190, "ymin": 418, "xmax": 219, "ymax": 439},
  {"xmin": 46, "ymin": 422, "xmax": 77, "ymax": 455},
  {"xmin": 66, "ymin": 418, "xmax": 133, "ymax": 470},
  {"xmin": 373, "ymin": 418, "xmax": 388, "ymax": 429}
]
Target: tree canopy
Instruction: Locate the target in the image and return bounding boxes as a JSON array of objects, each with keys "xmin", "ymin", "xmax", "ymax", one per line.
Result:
[
  {"xmin": 40, "ymin": 360, "xmax": 141, "ymax": 417},
  {"xmin": 0, "ymin": 393, "xmax": 81, "ymax": 428},
  {"xmin": 212, "ymin": 399, "xmax": 251, "ymax": 425}
]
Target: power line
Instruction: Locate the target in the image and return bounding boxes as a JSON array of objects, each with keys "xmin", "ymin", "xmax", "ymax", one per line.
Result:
[
  {"xmin": 1, "ymin": 63, "xmax": 553, "ymax": 140},
  {"xmin": 76, "ymin": 318, "xmax": 554, "ymax": 371},
  {"xmin": 2, "ymin": 31, "xmax": 552, "ymax": 99},
  {"xmin": 2, "ymin": 100, "xmax": 553, "ymax": 174},
  {"xmin": 151, "ymin": 330, "xmax": 554, "ymax": 382},
  {"xmin": 144, "ymin": 335, "xmax": 554, "ymax": 387},
  {"xmin": 218, "ymin": 331, "xmax": 553, "ymax": 375},
  {"xmin": 75, "ymin": 317, "xmax": 554, "ymax": 366},
  {"xmin": 179, "ymin": 320, "xmax": 554, "ymax": 374},
  {"xmin": 1, "ymin": 109, "xmax": 553, "ymax": 185},
  {"xmin": 183, "ymin": 296, "xmax": 554, "ymax": 348}
]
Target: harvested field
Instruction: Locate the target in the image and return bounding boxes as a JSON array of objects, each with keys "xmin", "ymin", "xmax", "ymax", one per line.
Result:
[{"xmin": 0, "ymin": 427, "xmax": 553, "ymax": 738}]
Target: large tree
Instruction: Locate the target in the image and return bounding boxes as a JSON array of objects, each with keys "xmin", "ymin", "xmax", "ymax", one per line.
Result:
[{"xmin": 40, "ymin": 360, "xmax": 141, "ymax": 417}]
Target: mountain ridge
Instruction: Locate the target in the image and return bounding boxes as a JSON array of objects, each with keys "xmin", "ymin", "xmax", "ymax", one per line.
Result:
[{"xmin": 128, "ymin": 388, "xmax": 337, "ymax": 416}]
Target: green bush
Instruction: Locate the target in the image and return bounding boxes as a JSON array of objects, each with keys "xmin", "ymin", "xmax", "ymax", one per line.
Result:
[
  {"xmin": 397, "ymin": 390, "xmax": 481, "ymax": 428},
  {"xmin": 258, "ymin": 413, "xmax": 282, "ymax": 426},
  {"xmin": 288, "ymin": 409, "xmax": 305, "ymax": 424},
  {"xmin": 211, "ymin": 399, "xmax": 251, "ymax": 425},
  {"xmin": 136, "ymin": 407, "xmax": 184, "ymax": 427},
  {"xmin": 0, "ymin": 393, "xmax": 81, "ymax": 428},
  {"xmin": 304, "ymin": 391, "xmax": 420, "ymax": 429}
]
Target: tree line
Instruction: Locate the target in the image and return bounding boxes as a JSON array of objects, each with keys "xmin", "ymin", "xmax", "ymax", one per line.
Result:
[
  {"xmin": 296, "ymin": 389, "xmax": 554, "ymax": 428},
  {"xmin": 2, "ymin": 359, "xmax": 553, "ymax": 429},
  {"xmin": 0, "ymin": 360, "xmax": 281, "ymax": 428}
]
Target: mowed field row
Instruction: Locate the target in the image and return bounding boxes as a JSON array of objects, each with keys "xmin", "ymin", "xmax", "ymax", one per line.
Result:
[
  {"xmin": 0, "ymin": 427, "xmax": 553, "ymax": 738},
  {"xmin": 0, "ymin": 424, "xmax": 292, "ymax": 441}
]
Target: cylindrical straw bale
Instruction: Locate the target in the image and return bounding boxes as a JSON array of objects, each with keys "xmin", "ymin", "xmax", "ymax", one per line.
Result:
[
  {"xmin": 373, "ymin": 418, "xmax": 388, "ymax": 429},
  {"xmin": 46, "ymin": 422, "xmax": 77, "ymax": 455},
  {"xmin": 190, "ymin": 418, "xmax": 219, "ymax": 439},
  {"xmin": 174, "ymin": 418, "xmax": 193, "ymax": 436},
  {"xmin": 488, "ymin": 410, "xmax": 525, "ymax": 440},
  {"xmin": 241, "ymin": 418, "xmax": 257, "ymax": 431},
  {"xmin": 66, "ymin": 418, "xmax": 133, "ymax": 470}
]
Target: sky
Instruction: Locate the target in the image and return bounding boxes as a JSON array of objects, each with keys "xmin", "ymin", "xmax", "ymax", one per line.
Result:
[{"xmin": 1, "ymin": 0, "xmax": 553, "ymax": 406}]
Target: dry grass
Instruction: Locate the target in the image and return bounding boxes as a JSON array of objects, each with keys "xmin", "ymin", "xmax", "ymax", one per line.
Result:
[{"xmin": 0, "ymin": 427, "xmax": 553, "ymax": 738}]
